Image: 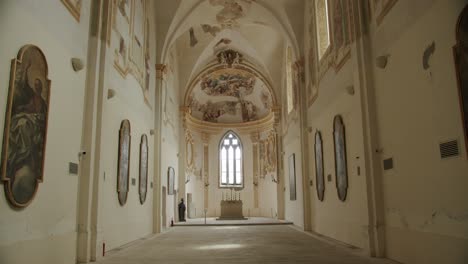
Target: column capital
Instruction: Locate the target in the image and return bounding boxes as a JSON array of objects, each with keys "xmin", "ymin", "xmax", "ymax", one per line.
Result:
[
  {"xmin": 201, "ymin": 132, "xmax": 210, "ymax": 144},
  {"xmin": 156, "ymin": 64, "xmax": 168, "ymax": 80}
]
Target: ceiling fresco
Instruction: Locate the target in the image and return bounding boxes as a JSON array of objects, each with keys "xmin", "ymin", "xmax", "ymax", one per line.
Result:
[{"xmin": 188, "ymin": 68, "xmax": 273, "ymax": 123}]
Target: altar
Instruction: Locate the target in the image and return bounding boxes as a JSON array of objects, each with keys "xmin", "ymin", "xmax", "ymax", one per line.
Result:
[{"xmin": 217, "ymin": 191, "xmax": 247, "ymax": 220}]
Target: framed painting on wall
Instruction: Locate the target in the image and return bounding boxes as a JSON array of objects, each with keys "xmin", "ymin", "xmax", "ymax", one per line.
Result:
[
  {"xmin": 454, "ymin": 5, "xmax": 468, "ymax": 157},
  {"xmin": 1, "ymin": 45, "xmax": 51, "ymax": 208},
  {"xmin": 288, "ymin": 153, "xmax": 296, "ymax": 201},
  {"xmin": 315, "ymin": 131, "xmax": 325, "ymax": 202},
  {"xmin": 333, "ymin": 115, "xmax": 348, "ymax": 202},
  {"xmin": 117, "ymin": 119, "xmax": 131, "ymax": 206},
  {"xmin": 168, "ymin": 166, "xmax": 175, "ymax": 195},
  {"xmin": 139, "ymin": 134, "xmax": 148, "ymax": 204}
]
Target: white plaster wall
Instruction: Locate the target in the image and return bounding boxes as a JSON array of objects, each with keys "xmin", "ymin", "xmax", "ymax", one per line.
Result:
[
  {"xmin": 205, "ymin": 130, "xmax": 255, "ymax": 217},
  {"xmin": 283, "ymin": 122, "xmax": 305, "ymax": 228},
  {"xmin": 371, "ymin": 1, "xmax": 468, "ymax": 263},
  {"xmin": 160, "ymin": 49, "xmax": 181, "ymax": 227},
  {"xmin": 257, "ymin": 172, "xmax": 279, "ymax": 217},
  {"xmin": 307, "ymin": 71, "xmax": 370, "ymax": 250},
  {"xmin": 184, "ymin": 131, "xmax": 207, "ymax": 218},
  {"xmin": 183, "ymin": 128, "xmax": 279, "ymax": 219},
  {"xmin": 0, "ymin": 1, "xmax": 91, "ymax": 263}
]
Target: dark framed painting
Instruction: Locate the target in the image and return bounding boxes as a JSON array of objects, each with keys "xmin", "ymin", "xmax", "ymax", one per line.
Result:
[
  {"xmin": 139, "ymin": 134, "xmax": 148, "ymax": 204},
  {"xmin": 168, "ymin": 166, "xmax": 175, "ymax": 195},
  {"xmin": 288, "ymin": 153, "xmax": 296, "ymax": 201},
  {"xmin": 314, "ymin": 131, "xmax": 325, "ymax": 202},
  {"xmin": 333, "ymin": 115, "xmax": 348, "ymax": 202},
  {"xmin": 1, "ymin": 45, "xmax": 51, "ymax": 208},
  {"xmin": 454, "ymin": 5, "xmax": 468, "ymax": 157},
  {"xmin": 117, "ymin": 119, "xmax": 131, "ymax": 206}
]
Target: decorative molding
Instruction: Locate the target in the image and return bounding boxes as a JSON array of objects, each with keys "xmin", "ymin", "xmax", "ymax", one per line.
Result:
[
  {"xmin": 185, "ymin": 111, "xmax": 275, "ymax": 135},
  {"xmin": 217, "ymin": 49, "xmax": 243, "ymax": 67},
  {"xmin": 156, "ymin": 63, "xmax": 168, "ymax": 80},
  {"xmin": 61, "ymin": 0, "xmax": 82, "ymax": 22},
  {"xmin": 374, "ymin": 0, "xmax": 398, "ymax": 26},
  {"xmin": 112, "ymin": 0, "xmax": 151, "ymax": 107},
  {"xmin": 185, "ymin": 130, "xmax": 196, "ymax": 176}
]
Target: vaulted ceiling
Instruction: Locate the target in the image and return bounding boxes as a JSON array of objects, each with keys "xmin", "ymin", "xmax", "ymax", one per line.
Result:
[{"xmin": 155, "ymin": 0, "xmax": 305, "ymax": 122}]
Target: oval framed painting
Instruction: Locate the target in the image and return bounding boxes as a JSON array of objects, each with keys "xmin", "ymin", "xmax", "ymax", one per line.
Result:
[
  {"xmin": 333, "ymin": 115, "xmax": 348, "ymax": 202},
  {"xmin": 139, "ymin": 134, "xmax": 148, "ymax": 204},
  {"xmin": 117, "ymin": 119, "xmax": 131, "ymax": 206},
  {"xmin": 314, "ymin": 131, "xmax": 325, "ymax": 202}
]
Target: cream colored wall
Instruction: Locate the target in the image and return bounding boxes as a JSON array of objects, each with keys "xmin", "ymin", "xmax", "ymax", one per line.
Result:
[
  {"xmin": 257, "ymin": 130, "xmax": 279, "ymax": 218},
  {"xmin": 96, "ymin": 63, "xmax": 155, "ymax": 253},
  {"xmin": 183, "ymin": 128, "xmax": 279, "ymax": 219},
  {"xmin": 283, "ymin": 122, "xmax": 305, "ymax": 228},
  {"xmin": 160, "ymin": 48, "xmax": 181, "ymax": 226},
  {"xmin": 206, "ymin": 130, "xmax": 255, "ymax": 217},
  {"xmin": 301, "ymin": 0, "xmax": 371, "ymax": 249},
  {"xmin": 307, "ymin": 78, "xmax": 370, "ymax": 250},
  {"xmin": 370, "ymin": 1, "xmax": 468, "ymax": 263},
  {"xmin": 184, "ymin": 131, "xmax": 205, "ymax": 218},
  {"xmin": 91, "ymin": 0, "xmax": 158, "ymax": 255},
  {"xmin": 0, "ymin": 1, "xmax": 91, "ymax": 264}
]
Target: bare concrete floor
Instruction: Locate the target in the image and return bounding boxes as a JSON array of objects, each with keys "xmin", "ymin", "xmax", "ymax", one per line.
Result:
[{"xmin": 96, "ymin": 225, "xmax": 398, "ymax": 264}]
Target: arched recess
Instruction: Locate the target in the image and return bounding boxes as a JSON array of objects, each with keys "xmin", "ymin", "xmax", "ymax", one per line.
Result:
[{"xmin": 454, "ymin": 4, "xmax": 468, "ymax": 156}]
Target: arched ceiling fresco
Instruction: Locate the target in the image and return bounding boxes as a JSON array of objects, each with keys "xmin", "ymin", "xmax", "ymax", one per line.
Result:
[
  {"xmin": 188, "ymin": 67, "xmax": 273, "ymax": 123},
  {"xmin": 155, "ymin": 0, "xmax": 304, "ymax": 105}
]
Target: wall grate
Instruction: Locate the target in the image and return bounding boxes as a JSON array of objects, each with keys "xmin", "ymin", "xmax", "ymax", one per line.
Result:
[{"xmin": 439, "ymin": 140, "xmax": 460, "ymax": 159}]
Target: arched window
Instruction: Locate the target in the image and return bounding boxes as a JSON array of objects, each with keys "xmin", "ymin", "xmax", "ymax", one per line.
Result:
[
  {"xmin": 315, "ymin": 0, "xmax": 331, "ymax": 60},
  {"xmin": 219, "ymin": 131, "xmax": 243, "ymax": 187}
]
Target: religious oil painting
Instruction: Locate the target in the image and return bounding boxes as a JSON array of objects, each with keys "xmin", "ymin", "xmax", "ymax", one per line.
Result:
[
  {"xmin": 117, "ymin": 119, "xmax": 131, "ymax": 206},
  {"xmin": 61, "ymin": 0, "xmax": 82, "ymax": 22},
  {"xmin": 454, "ymin": 6, "xmax": 468, "ymax": 157},
  {"xmin": 289, "ymin": 153, "xmax": 296, "ymax": 201},
  {"xmin": 333, "ymin": 115, "xmax": 348, "ymax": 202},
  {"xmin": 139, "ymin": 134, "xmax": 148, "ymax": 204},
  {"xmin": 315, "ymin": 131, "xmax": 325, "ymax": 202},
  {"xmin": 1, "ymin": 45, "xmax": 51, "ymax": 208},
  {"xmin": 168, "ymin": 167, "xmax": 175, "ymax": 195}
]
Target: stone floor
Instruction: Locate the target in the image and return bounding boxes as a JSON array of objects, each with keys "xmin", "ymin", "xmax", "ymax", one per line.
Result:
[
  {"xmin": 174, "ymin": 217, "xmax": 293, "ymax": 226},
  {"xmin": 96, "ymin": 225, "xmax": 398, "ymax": 264}
]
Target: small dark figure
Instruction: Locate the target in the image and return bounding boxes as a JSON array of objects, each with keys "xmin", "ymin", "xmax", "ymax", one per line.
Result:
[{"xmin": 178, "ymin": 198, "xmax": 186, "ymax": 222}]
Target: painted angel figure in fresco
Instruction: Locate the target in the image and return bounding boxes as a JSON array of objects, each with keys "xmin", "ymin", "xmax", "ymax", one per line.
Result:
[{"xmin": 6, "ymin": 61, "xmax": 48, "ymax": 204}]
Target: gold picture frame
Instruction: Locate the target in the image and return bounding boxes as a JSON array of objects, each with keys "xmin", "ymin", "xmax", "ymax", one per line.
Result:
[{"xmin": 1, "ymin": 45, "xmax": 51, "ymax": 208}]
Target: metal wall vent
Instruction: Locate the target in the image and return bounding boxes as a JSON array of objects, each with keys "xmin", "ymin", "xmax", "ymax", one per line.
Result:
[{"xmin": 439, "ymin": 140, "xmax": 460, "ymax": 159}]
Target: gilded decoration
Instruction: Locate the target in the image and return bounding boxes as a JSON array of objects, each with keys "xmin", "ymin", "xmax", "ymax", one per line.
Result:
[
  {"xmin": 185, "ymin": 130, "xmax": 196, "ymax": 175},
  {"xmin": 259, "ymin": 130, "xmax": 276, "ymax": 177},
  {"xmin": 217, "ymin": 49, "xmax": 243, "ymax": 67}
]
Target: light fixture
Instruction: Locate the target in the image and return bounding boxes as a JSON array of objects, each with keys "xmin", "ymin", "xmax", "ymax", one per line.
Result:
[
  {"xmin": 376, "ymin": 54, "xmax": 390, "ymax": 69},
  {"xmin": 107, "ymin": 89, "xmax": 116, "ymax": 99},
  {"xmin": 71, "ymin": 58, "xmax": 84, "ymax": 72}
]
